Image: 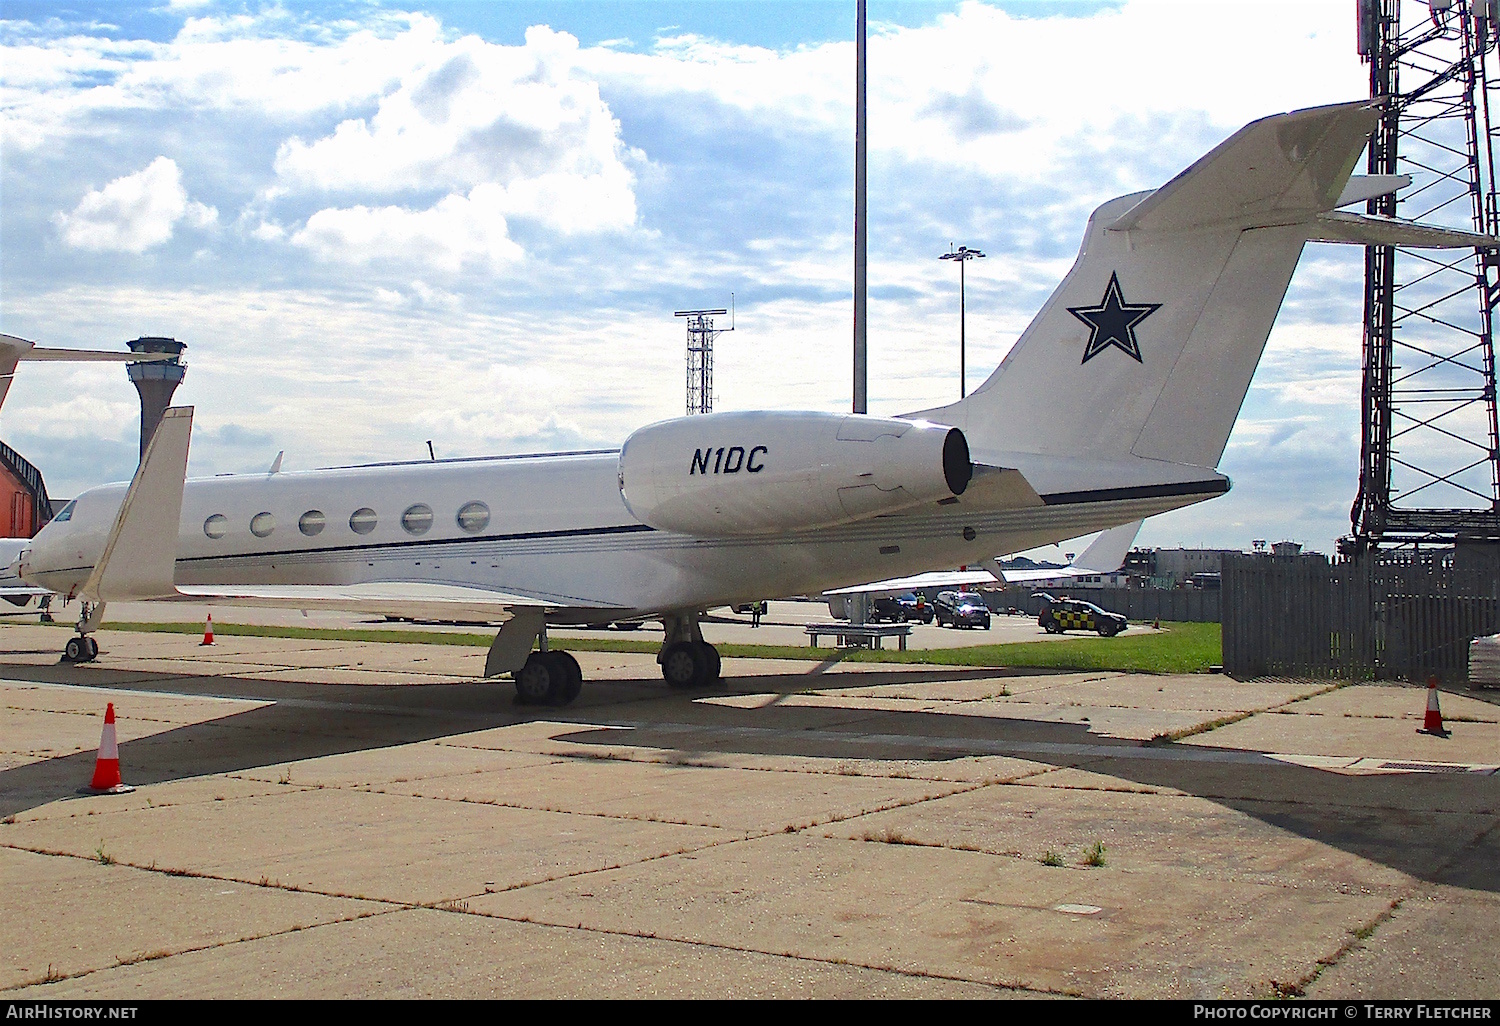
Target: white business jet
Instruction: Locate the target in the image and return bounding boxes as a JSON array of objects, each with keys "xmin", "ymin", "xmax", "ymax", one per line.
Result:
[{"xmin": 18, "ymin": 101, "xmax": 1494, "ymax": 704}]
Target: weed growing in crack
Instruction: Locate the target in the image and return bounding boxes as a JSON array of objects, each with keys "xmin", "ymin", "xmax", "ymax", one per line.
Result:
[
  {"xmin": 1081, "ymin": 840, "xmax": 1107, "ymax": 867},
  {"xmin": 94, "ymin": 841, "xmax": 114, "ymax": 866},
  {"xmin": 1040, "ymin": 850, "xmax": 1064, "ymax": 867}
]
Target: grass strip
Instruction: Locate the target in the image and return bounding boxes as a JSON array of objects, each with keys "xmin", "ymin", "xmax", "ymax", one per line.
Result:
[{"xmin": 96, "ymin": 619, "xmax": 1223, "ymax": 674}]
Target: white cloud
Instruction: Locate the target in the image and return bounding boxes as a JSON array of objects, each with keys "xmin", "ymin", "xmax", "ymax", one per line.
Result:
[
  {"xmin": 53, "ymin": 156, "xmax": 217, "ymax": 253},
  {"xmin": 290, "ymin": 186, "xmax": 523, "ymax": 270}
]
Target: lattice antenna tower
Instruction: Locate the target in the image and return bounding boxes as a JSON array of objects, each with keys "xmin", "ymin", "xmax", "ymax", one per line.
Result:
[
  {"xmin": 1352, "ymin": 0, "xmax": 1500, "ymax": 550},
  {"xmin": 675, "ymin": 301, "xmax": 734, "ymax": 415}
]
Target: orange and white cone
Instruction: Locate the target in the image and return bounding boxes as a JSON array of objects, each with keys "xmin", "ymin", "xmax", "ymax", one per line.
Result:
[
  {"xmin": 200, "ymin": 613, "xmax": 215, "ymax": 646},
  {"xmin": 1417, "ymin": 676, "xmax": 1451, "ymax": 737},
  {"xmin": 83, "ymin": 702, "xmax": 134, "ymax": 794}
]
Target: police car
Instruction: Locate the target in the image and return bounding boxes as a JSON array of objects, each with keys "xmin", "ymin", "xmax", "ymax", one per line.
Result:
[{"xmin": 1036, "ymin": 594, "xmax": 1127, "ymax": 637}]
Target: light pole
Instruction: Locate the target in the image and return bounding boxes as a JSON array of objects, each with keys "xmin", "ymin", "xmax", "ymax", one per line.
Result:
[{"xmin": 939, "ymin": 245, "xmax": 984, "ymax": 398}]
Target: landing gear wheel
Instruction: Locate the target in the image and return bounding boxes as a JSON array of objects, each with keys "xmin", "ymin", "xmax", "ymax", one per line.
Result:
[
  {"xmin": 695, "ymin": 642, "xmax": 721, "ymax": 685},
  {"xmin": 661, "ymin": 641, "xmax": 707, "ymax": 689},
  {"xmin": 552, "ymin": 651, "xmax": 583, "ymax": 705},
  {"xmin": 63, "ymin": 636, "xmax": 97, "ymax": 663},
  {"xmin": 515, "ymin": 652, "xmax": 558, "ymax": 704}
]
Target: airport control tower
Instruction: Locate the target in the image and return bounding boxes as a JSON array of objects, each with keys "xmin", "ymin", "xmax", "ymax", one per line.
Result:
[{"xmin": 126, "ymin": 336, "xmax": 186, "ymax": 461}]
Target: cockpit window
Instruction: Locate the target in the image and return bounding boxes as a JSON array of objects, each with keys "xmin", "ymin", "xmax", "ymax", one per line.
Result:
[{"xmin": 52, "ymin": 500, "xmax": 77, "ymax": 523}]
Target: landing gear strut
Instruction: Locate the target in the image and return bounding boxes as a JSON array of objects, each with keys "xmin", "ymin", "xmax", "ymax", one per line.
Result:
[
  {"xmin": 62, "ymin": 601, "xmax": 104, "ymax": 663},
  {"xmin": 658, "ymin": 613, "xmax": 722, "ymax": 689}
]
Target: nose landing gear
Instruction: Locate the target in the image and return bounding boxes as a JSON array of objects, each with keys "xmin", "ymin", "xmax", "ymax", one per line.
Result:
[
  {"xmin": 63, "ymin": 635, "xmax": 99, "ymax": 662},
  {"xmin": 61, "ymin": 601, "xmax": 105, "ymax": 663}
]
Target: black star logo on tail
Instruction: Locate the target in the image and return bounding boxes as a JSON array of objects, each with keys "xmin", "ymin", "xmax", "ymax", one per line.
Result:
[{"xmin": 1066, "ymin": 272, "xmax": 1160, "ymax": 365}]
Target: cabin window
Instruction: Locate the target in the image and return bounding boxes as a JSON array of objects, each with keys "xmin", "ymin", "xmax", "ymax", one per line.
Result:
[
  {"xmin": 349, "ymin": 508, "xmax": 377, "ymax": 535},
  {"xmin": 299, "ymin": 510, "xmax": 326, "ymax": 537},
  {"xmin": 203, "ymin": 513, "xmax": 227, "ymax": 539},
  {"xmin": 53, "ymin": 500, "xmax": 77, "ymax": 523},
  {"xmin": 456, "ymin": 501, "xmax": 489, "ymax": 533},
  {"xmin": 250, "ymin": 512, "xmax": 276, "ymax": 538},
  {"xmin": 401, "ymin": 503, "xmax": 433, "ymax": 535}
]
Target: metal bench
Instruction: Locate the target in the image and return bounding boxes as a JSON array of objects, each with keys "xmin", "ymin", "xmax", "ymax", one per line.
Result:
[{"xmin": 804, "ymin": 622, "xmax": 912, "ymax": 651}]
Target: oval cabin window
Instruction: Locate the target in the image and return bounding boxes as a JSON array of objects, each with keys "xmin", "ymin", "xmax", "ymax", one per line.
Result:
[
  {"xmin": 204, "ymin": 514, "xmax": 228, "ymax": 539},
  {"xmin": 401, "ymin": 503, "xmax": 434, "ymax": 535},
  {"xmin": 456, "ymin": 501, "xmax": 490, "ymax": 534},
  {"xmin": 299, "ymin": 510, "xmax": 326, "ymax": 536},
  {"xmin": 250, "ymin": 512, "xmax": 276, "ymax": 538},
  {"xmin": 349, "ymin": 508, "xmax": 377, "ymax": 535}
]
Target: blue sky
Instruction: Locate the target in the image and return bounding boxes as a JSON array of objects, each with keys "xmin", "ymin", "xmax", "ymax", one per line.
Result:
[{"xmin": 1, "ymin": 1, "xmax": 1391, "ymax": 556}]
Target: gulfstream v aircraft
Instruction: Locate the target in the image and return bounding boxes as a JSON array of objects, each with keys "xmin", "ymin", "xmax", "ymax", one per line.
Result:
[{"xmin": 17, "ymin": 100, "xmax": 1497, "ymax": 704}]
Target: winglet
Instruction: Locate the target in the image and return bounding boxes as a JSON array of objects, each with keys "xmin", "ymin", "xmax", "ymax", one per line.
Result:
[
  {"xmin": 81, "ymin": 407, "xmax": 193, "ymax": 602},
  {"xmin": 1072, "ymin": 519, "xmax": 1142, "ymax": 574}
]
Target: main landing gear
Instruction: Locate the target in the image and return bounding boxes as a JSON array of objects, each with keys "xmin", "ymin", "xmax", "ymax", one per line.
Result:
[
  {"xmin": 61, "ymin": 601, "xmax": 104, "ymax": 664},
  {"xmin": 658, "ymin": 612, "xmax": 723, "ymax": 690},
  {"xmin": 513, "ymin": 649, "xmax": 583, "ymax": 706}
]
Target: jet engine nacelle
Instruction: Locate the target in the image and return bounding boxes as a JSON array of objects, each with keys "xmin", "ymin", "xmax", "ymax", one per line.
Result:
[{"xmin": 618, "ymin": 411, "xmax": 971, "ymax": 537}]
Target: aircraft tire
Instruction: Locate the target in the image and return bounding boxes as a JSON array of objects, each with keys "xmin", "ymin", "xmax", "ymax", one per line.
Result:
[
  {"xmin": 661, "ymin": 641, "xmax": 706, "ymax": 689},
  {"xmin": 696, "ymin": 642, "xmax": 722, "ymax": 685},
  {"xmin": 514, "ymin": 652, "xmax": 556, "ymax": 704},
  {"xmin": 63, "ymin": 637, "xmax": 84, "ymax": 662},
  {"xmin": 552, "ymin": 651, "xmax": 583, "ymax": 705},
  {"xmin": 86, "ymin": 637, "xmax": 99, "ymax": 659}
]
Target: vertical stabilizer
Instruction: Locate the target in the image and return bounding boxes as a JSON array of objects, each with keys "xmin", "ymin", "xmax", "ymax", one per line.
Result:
[{"xmin": 909, "ymin": 101, "xmax": 1388, "ymax": 470}]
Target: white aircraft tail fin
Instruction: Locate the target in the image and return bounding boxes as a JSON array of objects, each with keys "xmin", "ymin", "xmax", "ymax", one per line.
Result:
[
  {"xmin": 910, "ymin": 100, "xmax": 1496, "ymax": 471},
  {"xmin": 81, "ymin": 406, "xmax": 193, "ymax": 602}
]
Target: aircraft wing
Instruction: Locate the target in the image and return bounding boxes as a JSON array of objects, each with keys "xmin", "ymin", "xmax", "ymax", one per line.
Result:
[
  {"xmin": 994, "ymin": 519, "xmax": 1142, "ymax": 582},
  {"xmin": 826, "ymin": 520, "xmax": 1143, "ymax": 595},
  {"xmin": 169, "ymin": 582, "xmax": 575, "ymax": 623}
]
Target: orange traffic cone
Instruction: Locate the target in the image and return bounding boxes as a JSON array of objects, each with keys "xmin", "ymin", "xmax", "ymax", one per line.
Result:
[
  {"xmin": 200, "ymin": 613, "xmax": 215, "ymax": 646},
  {"xmin": 82, "ymin": 702, "xmax": 134, "ymax": 794},
  {"xmin": 1417, "ymin": 676, "xmax": 1451, "ymax": 737}
]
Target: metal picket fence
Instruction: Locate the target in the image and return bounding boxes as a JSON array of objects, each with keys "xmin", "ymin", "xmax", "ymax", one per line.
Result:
[{"xmin": 1222, "ymin": 554, "xmax": 1500, "ymax": 682}]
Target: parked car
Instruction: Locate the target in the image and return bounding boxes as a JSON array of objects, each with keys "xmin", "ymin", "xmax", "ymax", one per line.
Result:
[
  {"xmin": 898, "ymin": 592, "xmax": 936, "ymax": 624},
  {"xmin": 867, "ymin": 592, "xmax": 935, "ymax": 624},
  {"xmin": 1036, "ymin": 594, "xmax": 1127, "ymax": 636},
  {"xmin": 933, "ymin": 590, "xmax": 992, "ymax": 629}
]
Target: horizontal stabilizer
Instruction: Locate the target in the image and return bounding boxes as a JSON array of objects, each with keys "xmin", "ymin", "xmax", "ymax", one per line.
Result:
[
  {"xmin": 1108, "ymin": 100, "xmax": 1380, "ymax": 233},
  {"xmin": 1309, "ymin": 211, "xmax": 1500, "ymax": 248},
  {"xmin": 1335, "ymin": 174, "xmax": 1411, "ymax": 208},
  {"xmin": 81, "ymin": 407, "xmax": 193, "ymax": 602},
  {"xmin": 0, "ymin": 333, "xmax": 178, "ymax": 363}
]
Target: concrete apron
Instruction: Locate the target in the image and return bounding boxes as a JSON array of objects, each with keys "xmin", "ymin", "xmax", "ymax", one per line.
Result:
[{"xmin": 0, "ymin": 624, "xmax": 1496, "ymax": 999}]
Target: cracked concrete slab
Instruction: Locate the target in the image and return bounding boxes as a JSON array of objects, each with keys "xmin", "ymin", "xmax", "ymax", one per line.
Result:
[{"xmin": 3, "ymin": 628, "xmax": 1498, "ymax": 999}]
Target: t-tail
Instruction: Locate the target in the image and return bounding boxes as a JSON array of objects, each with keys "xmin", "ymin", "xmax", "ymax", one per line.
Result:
[{"xmin": 912, "ymin": 99, "xmax": 1496, "ymax": 474}]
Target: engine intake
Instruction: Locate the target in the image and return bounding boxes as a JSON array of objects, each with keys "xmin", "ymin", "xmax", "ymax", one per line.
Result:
[{"xmin": 618, "ymin": 411, "xmax": 970, "ymax": 537}]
